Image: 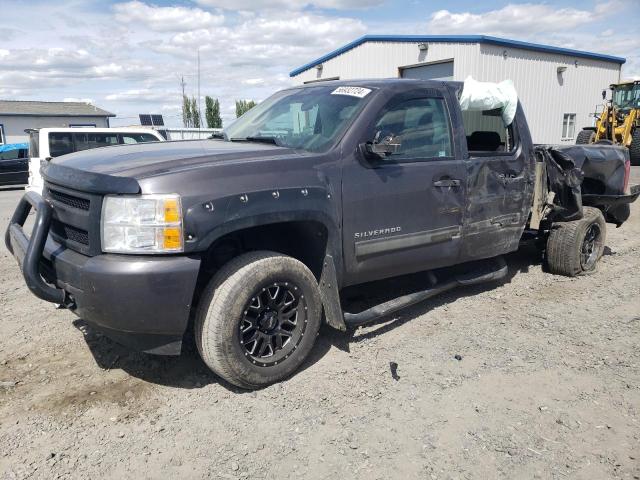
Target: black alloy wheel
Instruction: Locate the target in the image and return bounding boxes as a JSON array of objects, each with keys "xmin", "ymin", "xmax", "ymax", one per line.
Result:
[
  {"xmin": 195, "ymin": 251, "xmax": 322, "ymax": 389},
  {"xmin": 546, "ymin": 206, "xmax": 606, "ymax": 277},
  {"xmin": 580, "ymin": 223, "xmax": 602, "ymax": 270},
  {"xmin": 240, "ymin": 282, "xmax": 307, "ymax": 367}
]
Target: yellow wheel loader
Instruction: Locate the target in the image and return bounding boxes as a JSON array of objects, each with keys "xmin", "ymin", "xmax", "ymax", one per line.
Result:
[{"xmin": 576, "ymin": 80, "xmax": 640, "ymax": 165}]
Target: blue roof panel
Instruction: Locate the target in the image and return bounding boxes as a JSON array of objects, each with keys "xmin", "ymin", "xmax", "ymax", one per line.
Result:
[{"xmin": 289, "ymin": 35, "xmax": 626, "ymax": 77}]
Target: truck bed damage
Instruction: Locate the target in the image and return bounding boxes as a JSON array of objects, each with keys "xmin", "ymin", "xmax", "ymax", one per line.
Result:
[{"xmin": 533, "ymin": 144, "xmax": 639, "ymax": 228}]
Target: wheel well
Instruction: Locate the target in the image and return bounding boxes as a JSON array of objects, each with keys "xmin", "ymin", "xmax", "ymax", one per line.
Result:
[
  {"xmin": 198, "ymin": 221, "xmax": 329, "ymax": 282},
  {"xmin": 185, "ymin": 221, "xmax": 330, "ymax": 338}
]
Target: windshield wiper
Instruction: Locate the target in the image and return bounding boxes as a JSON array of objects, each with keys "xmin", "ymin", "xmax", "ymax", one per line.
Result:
[
  {"xmin": 209, "ymin": 132, "xmax": 225, "ymax": 139},
  {"xmin": 231, "ymin": 136, "xmax": 280, "ymax": 145}
]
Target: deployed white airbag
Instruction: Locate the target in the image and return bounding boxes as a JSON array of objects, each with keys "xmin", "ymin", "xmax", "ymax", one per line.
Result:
[{"xmin": 459, "ymin": 76, "xmax": 518, "ymax": 126}]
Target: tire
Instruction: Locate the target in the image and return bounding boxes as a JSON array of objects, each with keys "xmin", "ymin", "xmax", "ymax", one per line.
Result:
[
  {"xmin": 546, "ymin": 207, "xmax": 606, "ymax": 277},
  {"xmin": 195, "ymin": 251, "xmax": 322, "ymax": 389},
  {"xmin": 629, "ymin": 129, "xmax": 640, "ymax": 166},
  {"xmin": 575, "ymin": 129, "xmax": 595, "ymax": 145}
]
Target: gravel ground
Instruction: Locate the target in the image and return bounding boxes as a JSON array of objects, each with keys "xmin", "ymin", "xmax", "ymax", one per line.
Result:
[{"xmin": 1, "ymin": 170, "xmax": 639, "ymax": 480}]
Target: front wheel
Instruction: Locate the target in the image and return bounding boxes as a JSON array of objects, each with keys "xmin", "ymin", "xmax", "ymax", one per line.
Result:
[
  {"xmin": 195, "ymin": 251, "xmax": 322, "ymax": 389},
  {"xmin": 575, "ymin": 129, "xmax": 595, "ymax": 145},
  {"xmin": 545, "ymin": 207, "xmax": 606, "ymax": 276}
]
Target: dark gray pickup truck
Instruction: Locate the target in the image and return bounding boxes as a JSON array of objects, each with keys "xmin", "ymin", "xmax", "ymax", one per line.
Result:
[{"xmin": 6, "ymin": 79, "xmax": 639, "ymax": 389}]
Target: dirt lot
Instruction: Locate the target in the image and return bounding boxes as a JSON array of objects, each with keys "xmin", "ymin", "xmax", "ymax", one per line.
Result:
[{"xmin": 1, "ymin": 170, "xmax": 639, "ymax": 480}]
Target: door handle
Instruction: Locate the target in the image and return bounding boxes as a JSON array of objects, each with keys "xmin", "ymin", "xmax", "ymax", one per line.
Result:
[{"xmin": 433, "ymin": 179, "xmax": 461, "ymax": 188}]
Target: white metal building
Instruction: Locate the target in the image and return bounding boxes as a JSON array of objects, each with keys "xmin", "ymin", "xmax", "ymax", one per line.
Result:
[
  {"xmin": 0, "ymin": 100, "xmax": 115, "ymax": 145},
  {"xmin": 290, "ymin": 35, "xmax": 625, "ymax": 144}
]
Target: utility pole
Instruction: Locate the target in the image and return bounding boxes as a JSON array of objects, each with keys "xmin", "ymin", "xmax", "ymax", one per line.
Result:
[
  {"xmin": 180, "ymin": 75, "xmax": 186, "ymax": 127},
  {"xmin": 197, "ymin": 49, "xmax": 202, "ymax": 132}
]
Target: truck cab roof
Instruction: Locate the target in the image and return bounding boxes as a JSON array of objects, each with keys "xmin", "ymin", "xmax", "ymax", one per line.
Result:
[{"xmin": 294, "ymin": 78, "xmax": 463, "ymax": 92}]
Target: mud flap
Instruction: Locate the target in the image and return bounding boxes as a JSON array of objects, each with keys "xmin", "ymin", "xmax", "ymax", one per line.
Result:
[{"xmin": 319, "ymin": 254, "xmax": 347, "ymax": 331}]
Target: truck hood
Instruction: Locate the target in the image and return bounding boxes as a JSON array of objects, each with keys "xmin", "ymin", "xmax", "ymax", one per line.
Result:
[{"xmin": 52, "ymin": 139, "xmax": 294, "ymax": 179}]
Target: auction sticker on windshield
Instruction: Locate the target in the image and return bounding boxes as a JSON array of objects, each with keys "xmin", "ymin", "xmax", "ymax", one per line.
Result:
[{"xmin": 331, "ymin": 86, "xmax": 372, "ymax": 98}]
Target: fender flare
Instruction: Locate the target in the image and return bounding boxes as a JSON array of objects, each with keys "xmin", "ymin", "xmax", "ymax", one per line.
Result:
[
  {"xmin": 184, "ymin": 189, "xmax": 347, "ymax": 330},
  {"xmin": 196, "ymin": 216, "xmax": 347, "ymax": 331}
]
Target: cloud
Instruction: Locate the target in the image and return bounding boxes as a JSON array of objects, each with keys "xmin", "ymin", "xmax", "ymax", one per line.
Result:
[
  {"xmin": 0, "ymin": 47, "xmax": 159, "ymax": 81},
  {"xmin": 64, "ymin": 97, "xmax": 94, "ymax": 104},
  {"xmin": 0, "ymin": 0, "xmax": 368, "ymax": 125},
  {"xmin": 425, "ymin": 1, "xmax": 639, "ymax": 79},
  {"xmin": 105, "ymin": 89, "xmax": 172, "ymax": 103},
  {"xmin": 427, "ymin": 3, "xmax": 594, "ymax": 36},
  {"xmin": 1, "ymin": 0, "xmax": 637, "ymax": 128},
  {"xmin": 243, "ymin": 78, "xmax": 264, "ymax": 85},
  {"xmin": 154, "ymin": 12, "xmax": 366, "ymax": 67},
  {"xmin": 114, "ymin": 1, "xmax": 224, "ymax": 32},
  {"xmin": 0, "ymin": 28, "xmax": 20, "ymax": 41},
  {"xmin": 8, "ymin": 48, "xmax": 98, "ymax": 71},
  {"xmin": 195, "ymin": 0, "xmax": 382, "ymax": 11}
]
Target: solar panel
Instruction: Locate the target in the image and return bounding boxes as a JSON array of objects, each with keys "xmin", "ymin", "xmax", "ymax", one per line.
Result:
[
  {"xmin": 139, "ymin": 114, "xmax": 152, "ymax": 126},
  {"xmin": 138, "ymin": 114, "xmax": 164, "ymax": 127}
]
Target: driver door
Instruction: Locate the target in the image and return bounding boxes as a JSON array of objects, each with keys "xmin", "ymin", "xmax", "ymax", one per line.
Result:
[
  {"xmin": 341, "ymin": 92, "xmax": 467, "ymax": 285},
  {"xmin": 0, "ymin": 149, "xmax": 28, "ymax": 186}
]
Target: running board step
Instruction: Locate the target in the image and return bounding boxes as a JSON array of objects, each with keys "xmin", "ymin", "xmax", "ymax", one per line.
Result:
[{"xmin": 343, "ymin": 256, "xmax": 507, "ymax": 328}]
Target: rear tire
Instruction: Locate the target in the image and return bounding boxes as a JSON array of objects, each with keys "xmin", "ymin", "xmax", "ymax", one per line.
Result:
[
  {"xmin": 629, "ymin": 129, "xmax": 640, "ymax": 166},
  {"xmin": 575, "ymin": 129, "xmax": 595, "ymax": 145},
  {"xmin": 546, "ymin": 207, "xmax": 606, "ymax": 277},
  {"xmin": 195, "ymin": 251, "xmax": 322, "ymax": 389}
]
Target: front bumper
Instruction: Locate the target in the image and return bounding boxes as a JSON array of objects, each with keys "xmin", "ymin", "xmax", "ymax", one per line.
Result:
[{"xmin": 5, "ymin": 192, "xmax": 201, "ymax": 355}]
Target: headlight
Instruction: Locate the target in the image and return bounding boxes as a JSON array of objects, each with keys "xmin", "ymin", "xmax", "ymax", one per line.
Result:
[{"xmin": 101, "ymin": 194, "xmax": 183, "ymax": 253}]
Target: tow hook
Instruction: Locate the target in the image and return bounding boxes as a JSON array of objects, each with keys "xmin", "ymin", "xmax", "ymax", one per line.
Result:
[{"xmin": 56, "ymin": 292, "xmax": 77, "ymax": 310}]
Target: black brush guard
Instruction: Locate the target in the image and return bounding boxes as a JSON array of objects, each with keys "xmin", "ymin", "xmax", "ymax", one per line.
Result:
[{"xmin": 5, "ymin": 191, "xmax": 67, "ymax": 304}]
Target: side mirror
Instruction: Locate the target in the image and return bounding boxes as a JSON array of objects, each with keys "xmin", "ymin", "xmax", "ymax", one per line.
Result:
[
  {"xmin": 364, "ymin": 134, "xmax": 402, "ymax": 157},
  {"xmin": 602, "ymin": 89, "xmax": 607, "ymax": 100}
]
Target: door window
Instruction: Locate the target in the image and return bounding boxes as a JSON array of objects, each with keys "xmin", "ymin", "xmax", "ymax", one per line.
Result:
[
  {"xmin": 72, "ymin": 133, "xmax": 119, "ymax": 151},
  {"xmin": 48, "ymin": 133, "xmax": 74, "ymax": 157},
  {"xmin": 462, "ymin": 109, "xmax": 516, "ymax": 153},
  {"xmin": 0, "ymin": 149, "xmax": 21, "ymax": 160},
  {"xmin": 120, "ymin": 133, "xmax": 160, "ymax": 144},
  {"xmin": 372, "ymin": 98, "xmax": 453, "ymax": 161}
]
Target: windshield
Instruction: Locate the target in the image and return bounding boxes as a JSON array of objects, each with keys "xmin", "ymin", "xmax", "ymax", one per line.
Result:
[
  {"xmin": 612, "ymin": 84, "xmax": 640, "ymax": 110},
  {"xmin": 223, "ymin": 85, "xmax": 373, "ymax": 152}
]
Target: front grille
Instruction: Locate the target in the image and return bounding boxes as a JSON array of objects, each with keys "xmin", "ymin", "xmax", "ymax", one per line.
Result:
[
  {"xmin": 49, "ymin": 189, "xmax": 90, "ymax": 211},
  {"xmin": 51, "ymin": 220, "xmax": 90, "ymax": 246},
  {"xmin": 44, "ymin": 182, "xmax": 102, "ymax": 256},
  {"xmin": 63, "ymin": 224, "xmax": 90, "ymax": 245}
]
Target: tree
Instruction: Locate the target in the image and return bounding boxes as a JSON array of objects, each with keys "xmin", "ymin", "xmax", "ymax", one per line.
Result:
[
  {"xmin": 235, "ymin": 99, "xmax": 257, "ymax": 118},
  {"xmin": 205, "ymin": 96, "xmax": 222, "ymax": 128},
  {"xmin": 182, "ymin": 94, "xmax": 192, "ymax": 128},
  {"xmin": 191, "ymin": 96, "xmax": 201, "ymax": 128}
]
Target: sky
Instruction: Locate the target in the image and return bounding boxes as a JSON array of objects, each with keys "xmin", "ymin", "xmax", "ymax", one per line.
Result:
[{"xmin": 1, "ymin": 0, "xmax": 638, "ymax": 127}]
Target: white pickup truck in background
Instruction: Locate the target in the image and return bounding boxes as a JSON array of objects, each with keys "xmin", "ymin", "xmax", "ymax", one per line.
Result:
[{"xmin": 26, "ymin": 127, "xmax": 164, "ymax": 194}]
